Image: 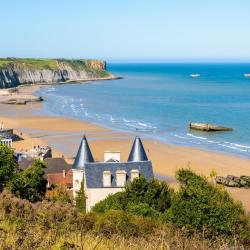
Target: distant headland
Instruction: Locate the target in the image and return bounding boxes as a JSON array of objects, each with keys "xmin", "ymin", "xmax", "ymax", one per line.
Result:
[{"xmin": 0, "ymin": 58, "xmax": 118, "ymax": 88}]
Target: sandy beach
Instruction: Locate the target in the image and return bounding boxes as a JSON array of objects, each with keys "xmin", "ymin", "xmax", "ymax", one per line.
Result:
[{"xmin": 0, "ymin": 85, "xmax": 250, "ymax": 211}]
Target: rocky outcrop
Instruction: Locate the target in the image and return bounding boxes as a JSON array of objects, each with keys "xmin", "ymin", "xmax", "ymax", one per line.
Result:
[
  {"xmin": 0, "ymin": 59, "xmax": 112, "ymax": 88},
  {"xmin": 216, "ymin": 175, "xmax": 250, "ymax": 188}
]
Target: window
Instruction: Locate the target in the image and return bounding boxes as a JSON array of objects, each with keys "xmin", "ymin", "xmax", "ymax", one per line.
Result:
[
  {"xmin": 75, "ymin": 180, "xmax": 79, "ymax": 186},
  {"xmin": 103, "ymin": 171, "xmax": 111, "ymax": 187},
  {"xmin": 131, "ymin": 169, "xmax": 139, "ymax": 182},
  {"xmin": 116, "ymin": 170, "xmax": 126, "ymax": 187}
]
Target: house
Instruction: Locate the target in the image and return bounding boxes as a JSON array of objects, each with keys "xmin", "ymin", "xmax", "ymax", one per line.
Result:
[
  {"xmin": 0, "ymin": 126, "xmax": 14, "ymax": 147},
  {"xmin": 72, "ymin": 135, "xmax": 154, "ymax": 212},
  {"xmin": 19, "ymin": 157, "xmax": 73, "ymax": 189},
  {"xmin": 0, "ymin": 138, "xmax": 12, "ymax": 147},
  {"xmin": 0, "ymin": 122, "xmax": 22, "ymax": 142},
  {"xmin": 15, "ymin": 145, "xmax": 52, "ymax": 161}
]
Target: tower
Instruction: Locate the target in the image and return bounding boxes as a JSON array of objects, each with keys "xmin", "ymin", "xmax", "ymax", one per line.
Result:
[
  {"xmin": 127, "ymin": 136, "xmax": 148, "ymax": 162},
  {"xmin": 72, "ymin": 135, "xmax": 94, "ymax": 197}
]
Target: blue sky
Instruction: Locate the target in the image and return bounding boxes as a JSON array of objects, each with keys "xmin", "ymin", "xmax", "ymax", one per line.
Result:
[{"xmin": 1, "ymin": 0, "xmax": 250, "ymax": 62}]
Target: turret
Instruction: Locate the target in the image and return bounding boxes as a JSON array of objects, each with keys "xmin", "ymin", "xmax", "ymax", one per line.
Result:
[
  {"xmin": 72, "ymin": 135, "xmax": 94, "ymax": 196},
  {"xmin": 127, "ymin": 136, "xmax": 148, "ymax": 162},
  {"xmin": 72, "ymin": 135, "xmax": 94, "ymax": 170}
]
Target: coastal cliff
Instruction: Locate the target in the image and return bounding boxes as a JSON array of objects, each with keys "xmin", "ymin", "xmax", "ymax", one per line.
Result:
[{"xmin": 0, "ymin": 58, "xmax": 113, "ymax": 88}]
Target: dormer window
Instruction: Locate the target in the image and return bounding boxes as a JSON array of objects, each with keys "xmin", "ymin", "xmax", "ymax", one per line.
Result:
[
  {"xmin": 103, "ymin": 171, "xmax": 111, "ymax": 187},
  {"xmin": 104, "ymin": 151, "xmax": 121, "ymax": 162},
  {"xmin": 130, "ymin": 169, "xmax": 140, "ymax": 182},
  {"xmin": 116, "ymin": 170, "xmax": 126, "ymax": 187}
]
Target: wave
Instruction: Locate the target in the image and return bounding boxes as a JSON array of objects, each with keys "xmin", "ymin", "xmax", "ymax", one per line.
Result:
[
  {"xmin": 218, "ymin": 144, "xmax": 248, "ymax": 152},
  {"xmin": 186, "ymin": 133, "xmax": 207, "ymax": 140},
  {"xmin": 224, "ymin": 141, "xmax": 250, "ymax": 149}
]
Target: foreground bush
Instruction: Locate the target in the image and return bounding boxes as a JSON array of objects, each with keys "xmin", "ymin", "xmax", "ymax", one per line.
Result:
[
  {"xmin": 0, "ymin": 190, "xmax": 245, "ymax": 249},
  {"xmin": 127, "ymin": 202, "xmax": 160, "ymax": 218},
  {"xmin": 45, "ymin": 185, "xmax": 73, "ymax": 204},
  {"xmin": 94, "ymin": 210, "xmax": 157, "ymax": 237},
  {"xmin": 93, "ymin": 170, "xmax": 250, "ymax": 244},
  {"xmin": 92, "ymin": 177, "xmax": 173, "ymax": 215},
  {"xmin": 168, "ymin": 169, "xmax": 250, "ymax": 241}
]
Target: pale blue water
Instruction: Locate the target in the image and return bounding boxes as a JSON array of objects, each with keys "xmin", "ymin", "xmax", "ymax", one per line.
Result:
[{"xmin": 36, "ymin": 63, "xmax": 250, "ymax": 159}]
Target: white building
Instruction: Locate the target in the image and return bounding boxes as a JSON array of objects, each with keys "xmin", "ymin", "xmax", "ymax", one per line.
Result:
[
  {"xmin": 0, "ymin": 138, "xmax": 12, "ymax": 147},
  {"xmin": 72, "ymin": 135, "xmax": 153, "ymax": 212}
]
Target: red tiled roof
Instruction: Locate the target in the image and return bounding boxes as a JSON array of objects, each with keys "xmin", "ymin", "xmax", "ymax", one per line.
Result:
[{"xmin": 47, "ymin": 169, "xmax": 73, "ymax": 189}]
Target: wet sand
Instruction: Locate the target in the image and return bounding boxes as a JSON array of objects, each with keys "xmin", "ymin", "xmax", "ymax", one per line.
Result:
[{"xmin": 0, "ymin": 89, "xmax": 250, "ymax": 211}]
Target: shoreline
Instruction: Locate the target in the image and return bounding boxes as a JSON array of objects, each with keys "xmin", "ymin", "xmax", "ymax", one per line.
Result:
[
  {"xmin": 0, "ymin": 74, "xmax": 121, "ymax": 105},
  {"xmin": 1, "ymin": 82, "xmax": 250, "ymax": 211}
]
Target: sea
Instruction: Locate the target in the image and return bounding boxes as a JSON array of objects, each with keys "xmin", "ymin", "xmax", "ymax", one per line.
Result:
[{"xmin": 36, "ymin": 63, "xmax": 250, "ymax": 159}]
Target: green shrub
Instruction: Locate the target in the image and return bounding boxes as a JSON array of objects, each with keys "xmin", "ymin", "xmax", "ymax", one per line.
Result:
[
  {"xmin": 144, "ymin": 178, "xmax": 173, "ymax": 212},
  {"xmin": 92, "ymin": 192, "xmax": 128, "ymax": 213},
  {"xmin": 92, "ymin": 177, "xmax": 173, "ymax": 215},
  {"xmin": 168, "ymin": 169, "xmax": 250, "ymax": 241},
  {"xmin": 127, "ymin": 203, "xmax": 160, "ymax": 219},
  {"xmin": 93, "ymin": 210, "xmax": 155, "ymax": 237},
  {"xmin": 126, "ymin": 177, "xmax": 173, "ymax": 212},
  {"xmin": 93, "ymin": 210, "xmax": 138, "ymax": 237}
]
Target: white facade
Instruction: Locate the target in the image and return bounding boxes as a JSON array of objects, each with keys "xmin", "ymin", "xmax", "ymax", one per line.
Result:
[{"xmin": 72, "ymin": 169, "xmax": 84, "ymax": 197}]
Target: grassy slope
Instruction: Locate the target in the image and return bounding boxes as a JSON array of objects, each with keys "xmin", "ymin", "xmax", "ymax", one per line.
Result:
[
  {"xmin": 0, "ymin": 58, "xmax": 58, "ymax": 70},
  {"xmin": 0, "ymin": 58, "xmax": 109, "ymax": 77},
  {"xmin": 0, "ymin": 190, "xmax": 233, "ymax": 250}
]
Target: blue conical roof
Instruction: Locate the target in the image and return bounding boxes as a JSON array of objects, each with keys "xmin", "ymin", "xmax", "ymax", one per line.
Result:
[
  {"xmin": 127, "ymin": 136, "xmax": 148, "ymax": 162},
  {"xmin": 72, "ymin": 135, "xmax": 94, "ymax": 170}
]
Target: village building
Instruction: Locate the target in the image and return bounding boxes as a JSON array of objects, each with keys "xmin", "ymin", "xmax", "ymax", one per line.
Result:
[
  {"xmin": 0, "ymin": 122, "xmax": 21, "ymax": 144},
  {"xmin": 72, "ymin": 135, "xmax": 154, "ymax": 212},
  {"xmin": 15, "ymin": 145, "xmax": 52, "ymax": 161},
  {"xmin": 0, "ymin": 124, "xmax": 14, "ymax": 147},
  {"xmin": 0, "ymin": 138, "xmax": 12, "ymax": 147},
  {"xmin": 19, "ymin": 157, "xmax": 72, "ymax": 189}
]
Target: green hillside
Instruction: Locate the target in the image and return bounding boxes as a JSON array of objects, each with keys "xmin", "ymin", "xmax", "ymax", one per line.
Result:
[{"xmin": 0, "ymin": 58, "xmax": 108, "ymax": 75}]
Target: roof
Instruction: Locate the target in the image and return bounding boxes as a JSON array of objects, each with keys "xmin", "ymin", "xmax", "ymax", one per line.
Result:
[
  {"xmin": 127, "ymin": 136, "xmax": 148, "ymax": 162},
  {"xmin": 18, "ymin": 158, "xmax": 72, "ymax": 174},
  {"xmin": 72, "ymin": 135, "xmax": 94, "ymax": 170},
  {"xmin": 85, "ymin": 161, "xmax": 153, "ymax": 188},
  {"xmin": 44, "ymin": 158, "xmax": 72, "ymax": 174},
  {"xmin": 47, "ymin": 169, "xmax": 73, "ymax": 188}
]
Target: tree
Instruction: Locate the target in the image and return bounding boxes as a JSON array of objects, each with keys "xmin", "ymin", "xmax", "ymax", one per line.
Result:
[
  {"xmin": 126, "ymin": 177, "xmax": 173, "ymax": 212},
  {"xmin": 8, "ymin": 159, "xmax": 47, "ymax": 202},
  {"xmin": 144, "ymin": 179, "xmax": 173, "ymax": 212},
  {"xmin": 75, "ymin": 177, "xmax": 86, "ymax": 213},
  {"xmin": 0, "ymin": 144, "xmax": 18, "ymax": 190},
  {"xmin": 92, "ymin": 176, "xmax": 173, "ymax": 214},
  {"xmin": 168, "ymin": 169, "xmax": 250, "ymax": 238}
]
